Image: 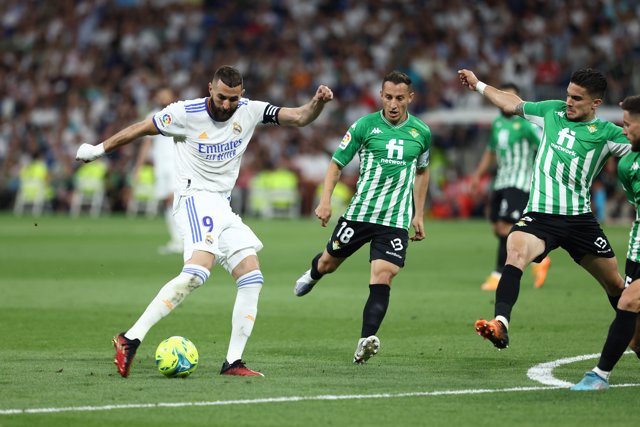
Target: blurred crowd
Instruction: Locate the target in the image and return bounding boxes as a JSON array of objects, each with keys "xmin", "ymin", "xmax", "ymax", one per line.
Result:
[{"xmin": 2, "ymin": 0, "xmax": 640, "ymax": 221}]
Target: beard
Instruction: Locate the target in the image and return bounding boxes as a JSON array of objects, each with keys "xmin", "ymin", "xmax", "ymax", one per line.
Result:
[
  {"xmin": 212, "ymin": 106, "xmax": 236, "ymax": 121},
  {"xmin": 209, "ymin": 97, "xmax": 237, "ymax": 121}
]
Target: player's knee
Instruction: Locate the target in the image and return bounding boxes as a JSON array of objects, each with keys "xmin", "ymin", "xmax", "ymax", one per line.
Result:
[
  {"xmin": 618, "ymin": 289, "xmax": 640, "ymax": 312},
  {"xmin": 237, "ymin": 269, "xmax": 264, "ymax": 290},
  {"xmin": 602, "ymin": 273, "xmax": 625, "ymax": 294},
  {"xmin": 160, "ymin": 264, "xmax": 210, "ymax": 310},
  {"xmin": 176, "ymin": 264, "xmax": 210, "ymax": 295},
  {"xmin": 182, "ymin": 264, "xmax": 210, "ymax": 285}
]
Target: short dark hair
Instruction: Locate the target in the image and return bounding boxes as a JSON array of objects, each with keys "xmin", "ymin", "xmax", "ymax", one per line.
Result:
[
  {"xmin": 621, "ymin": 95, "xmax": 640, "ymax": 115},
  {"xmin": 570, "ymin": 68, "xmax": 607, "ymax": 99},
  {"xmin": 213, "ymin": 65, "xmax": 243, "ymax": 88},
  {"xmin": 383, "ymin": 71, "xmax": 412, "ymax": 87},
  {"xmin": 500, "ymin": 82, "xmax": 520, "ymax": 94}
]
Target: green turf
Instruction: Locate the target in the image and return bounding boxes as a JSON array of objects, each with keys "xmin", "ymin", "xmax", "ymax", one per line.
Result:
[{"xmin": 1, "ymin": 214, "xmax": 639, "ymax": 426}]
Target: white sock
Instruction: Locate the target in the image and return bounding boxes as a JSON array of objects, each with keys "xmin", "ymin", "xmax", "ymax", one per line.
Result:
[
  {"xmin": 165, "ymin": 207, "xmax": 182, "ymax": 245},
  {"xmin": 495, "ymin": 315, "xmax": 509, "ymax": 330},
  {"xmin": 225, "ymin": 270, "xmax": 263, "ymax": 363},
  {"xmin": 592, "ymin": 367, "xmax": 610, "ymax": 380},
  {"xmin": 126, "ymin": 264, "xmax": 209, "ymax": 341}
]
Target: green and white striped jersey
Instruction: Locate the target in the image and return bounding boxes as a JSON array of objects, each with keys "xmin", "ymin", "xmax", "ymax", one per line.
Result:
[
  {"xmin": 523, "ymin": 100, "xmax": 630, "ymax": 215},
  {"xmin": 488, "ymin": 115, "xmax": 540, "ymax": 191},
  {"xmin": 332, "ymin": 111, "xmax": 431, "ymax": 230},
  {"xmin": 617, "ymin": 151, "xmax": 640, "ymax": 262}
]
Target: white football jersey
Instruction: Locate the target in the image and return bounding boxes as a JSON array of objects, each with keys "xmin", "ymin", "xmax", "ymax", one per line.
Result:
[{"xmin": 152, "ymin": 97, "xmax": 279, "ymax": 194}]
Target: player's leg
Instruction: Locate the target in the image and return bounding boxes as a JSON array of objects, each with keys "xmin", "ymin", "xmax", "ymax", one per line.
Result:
[
  {"xmin": 126, "ymin": 250, "xmax": 213, "ymax": 342},
  {"xmin": 294, "ymin": 217, "xmax": 366, "ymax": 296},
  {"xmin": 353, "ymin": 259, "xmax": 400, "ymax": 364},
  {"xmin": 294, "ymin": 250, "xmax": 344, "ymax": 296},
  {"xmin": 579, "ymin": 255, "xmax": 624, "ymax": 305},
  {"xmin": 572, "ymin": 260, "xmax": 640, "ymax": 390},
  {"xmin": 216, "ymin": 216, "xmax": 265, "ymax": 377},
  {"xmin": 218, "ymin": 253, "xmax": 264, "ymax": 377},
  {"xmin": 353, "ymin": 225, "xmax": 407, "ymax": 363},
  {"xmin": 114, "ymin": 193, "xmax": 216, "ymax": 377},
  {"xmin": 114, "ymin": 250, "xmax": 212, "ymax": 377},
  {"xmin": 475, "ymin": 228, "xmax": 545, "ymax": 349}
]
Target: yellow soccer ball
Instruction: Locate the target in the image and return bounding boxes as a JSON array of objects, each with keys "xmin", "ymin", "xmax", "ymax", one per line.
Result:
[{"xmin": 155, "ymin": 336, "xmax": 199, "ymax": 378}]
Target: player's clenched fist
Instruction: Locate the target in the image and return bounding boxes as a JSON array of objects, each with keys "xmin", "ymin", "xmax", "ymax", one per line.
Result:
[
  {"xmin": 458, "ymin": 69, "xmax": 479, "ymax": 91},
  {"xmin": 314, "ymin": 85, "xmax": 334, "ymax": 103},
  {"xmin": 75, "ymin": 142, "xmax": 105, "ymax": 162}
]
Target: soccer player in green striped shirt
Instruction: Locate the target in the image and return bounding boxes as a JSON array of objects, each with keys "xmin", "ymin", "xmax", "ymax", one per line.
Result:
[
  {"xmin": 572, "ymin": 95, "xmax": 640, "ymax": 390},
  {"xmin": 459, "ymin": 68, "xmax": 630, "ymax": 350},
  {"xmin": 294, "ymin": 71, "xmax": 431, "ymax": 363},
  {"xmin": 471, "ymin": 83, "xmax": 550, "ymax": 291}
]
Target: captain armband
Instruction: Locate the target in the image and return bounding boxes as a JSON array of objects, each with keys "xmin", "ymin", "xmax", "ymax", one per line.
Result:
[{"xmin": 262, "ymin": 104, "xmax": 281, "ymax": 125}]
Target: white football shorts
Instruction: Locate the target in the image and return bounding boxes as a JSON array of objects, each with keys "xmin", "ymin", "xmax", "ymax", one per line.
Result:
[{"xmin": 174, "ymin": 190, "xmax": 263, "ymax": 273}]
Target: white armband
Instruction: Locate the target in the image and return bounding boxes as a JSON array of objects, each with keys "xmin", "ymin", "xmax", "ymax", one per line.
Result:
[{"xmin": 476, "ymin": 81, "xmax": 487, "ymax": 95}]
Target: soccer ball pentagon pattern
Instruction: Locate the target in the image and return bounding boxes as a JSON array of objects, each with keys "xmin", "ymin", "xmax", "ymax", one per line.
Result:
[{"xmin": 155, "ymin": 336, "xmax": 199, "ymax": 378}]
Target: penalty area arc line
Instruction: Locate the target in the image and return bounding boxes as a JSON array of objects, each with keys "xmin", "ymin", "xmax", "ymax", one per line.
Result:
[{"xmin": 527, "ymin": 350, "xmax": 635, "ymax": 387}]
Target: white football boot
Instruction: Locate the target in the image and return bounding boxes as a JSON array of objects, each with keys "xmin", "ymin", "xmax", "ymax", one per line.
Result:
[
  {"xmin": 294, "ymin": 269, "xmax": 318, "ymax": 296},
  {"xmin": 353, "ymin": 335, "xmax": 380, "ymax": 364}
]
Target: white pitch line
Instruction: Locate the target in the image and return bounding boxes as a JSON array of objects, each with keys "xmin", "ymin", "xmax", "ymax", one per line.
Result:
[
  {"xmin": 3, "ymin": 352, "xmax": 639, "ymax": 416},
  {"xmin": 0, "ymin": 386, "xmax": 559, "ymax": 415},
  {"xmin": 527, "ymin": 350, "xmax": 634, "ymax": 387}
]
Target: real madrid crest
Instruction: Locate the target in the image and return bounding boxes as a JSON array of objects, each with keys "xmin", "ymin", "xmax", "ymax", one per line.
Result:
[{"xmin": 233, "ymin": 122, "xmax": 242, "ymax": 135}]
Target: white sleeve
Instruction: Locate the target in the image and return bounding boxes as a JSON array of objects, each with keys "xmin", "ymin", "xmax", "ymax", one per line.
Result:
[
  {"xmin": 607, "ymin": 139, "xmax": 631, "ymax": 157},
  {"xmin": 152, "ymin": 101, "xmax": 187, "ymax": 137}
]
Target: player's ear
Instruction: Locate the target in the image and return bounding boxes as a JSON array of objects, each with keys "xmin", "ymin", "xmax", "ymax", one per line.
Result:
[{"xmin": 592, "ymin": 97, "xmax": 603, "ymax": 109}]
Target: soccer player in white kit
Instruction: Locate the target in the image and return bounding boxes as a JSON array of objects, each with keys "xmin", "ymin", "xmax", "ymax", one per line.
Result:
[
  {"xmin": 76, "ymin": 66, "xmax": 334, "ymax": 377},
  {"xmin": 133, "ymin": 88, "xmax": 183, "ymax": 254}
]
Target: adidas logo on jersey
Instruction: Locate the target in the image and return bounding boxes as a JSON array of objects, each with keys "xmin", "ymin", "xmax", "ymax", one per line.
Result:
[
  {"xmin": 370, "ymin": 127, "xmax": 382, "ymax": 135},
  {"xmin": 632, "ymin": 162, "xmax": 640, "ymax": 171},
  {"xmin": 556, "ymin": 111, "xmax": 565, "ymax": 118},
  {"xmin": 199, "ymin": 131, "xmax": 209, "ymax": 139}
]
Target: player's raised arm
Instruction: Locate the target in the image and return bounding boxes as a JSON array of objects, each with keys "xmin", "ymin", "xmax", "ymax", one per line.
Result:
[
  {"xmin": 75, "ymin": 117, "xmax": 159, "ymax": 163},
  {"xmin": 277, "ymin": 85, "xmax": 334, "ymax": 127},
  {"xmin": 458, "ymin": 69, "xmax": 525, "ymax": 116}
]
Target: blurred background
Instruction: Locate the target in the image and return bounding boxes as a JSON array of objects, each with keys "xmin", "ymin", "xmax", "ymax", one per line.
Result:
[{"xmin": 2, "ymin": 0, "xmax": 639, "ymax": 223}]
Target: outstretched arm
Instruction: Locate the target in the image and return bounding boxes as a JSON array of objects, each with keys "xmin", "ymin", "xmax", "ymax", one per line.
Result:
[
  {"xmin": 314, "ymin": 160, "xmax": 342, "ymax": 227},
  {"xmin": 411, "ymin": 168, "xmax": 429, "ymax": 241},
  {"xmin": 277, "ymin": 85, "xmax": 334, "ymax": 127},
  {"xmin": 76, "ymin": 117, "xmax": 159, "ymax": 162},
  {"xmin": 458, "ymin": 69, "xmax": 525, "ymax": 116}
]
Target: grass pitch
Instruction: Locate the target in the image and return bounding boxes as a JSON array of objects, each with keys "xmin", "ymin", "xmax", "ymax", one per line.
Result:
[{"xmin": 1, "ymin": 214, "xmax": 639, "ymax": 426}]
